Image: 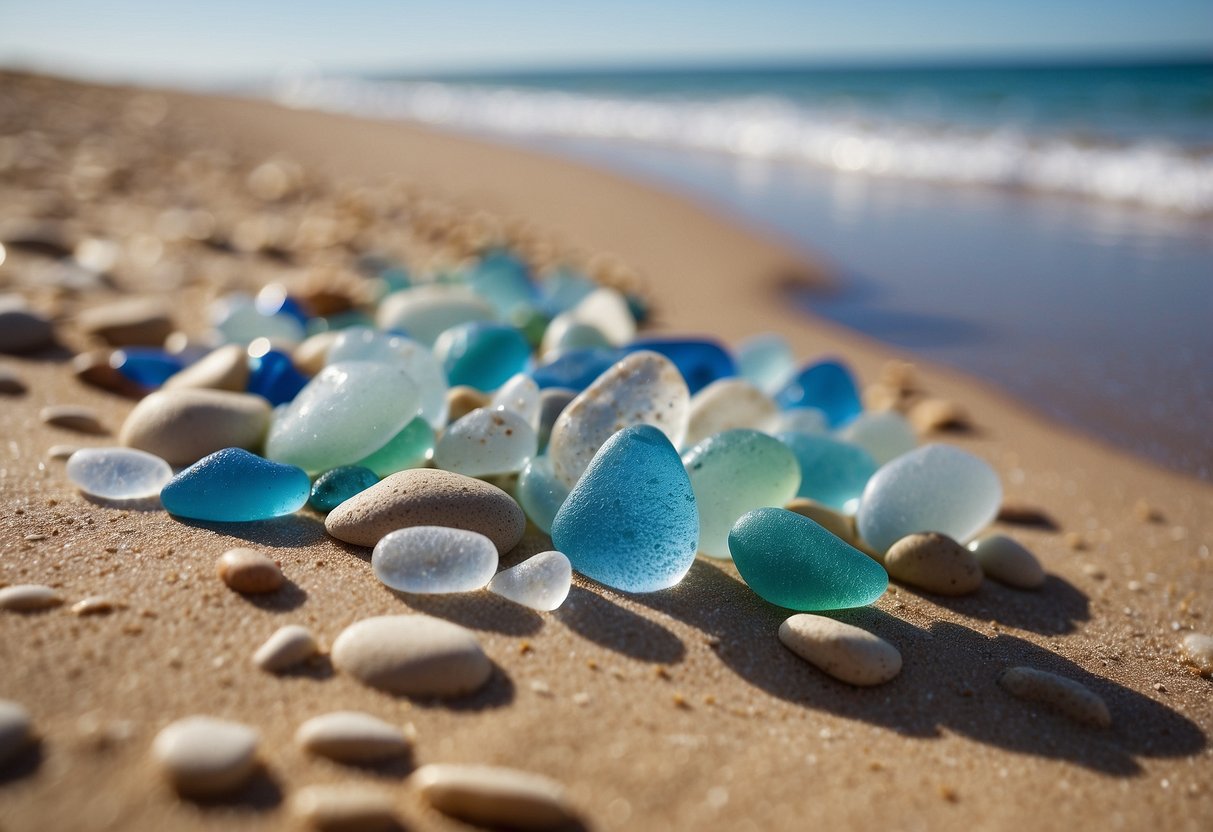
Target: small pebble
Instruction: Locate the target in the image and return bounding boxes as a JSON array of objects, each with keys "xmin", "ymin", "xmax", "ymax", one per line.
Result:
[
  {"xmin": 66, "ymin": 446, "xmax": 173, "ymax": 500},
  {"xmin": 217, "ymin": 548, "xmax": 285, "ymax": 594},
  {"xmin": 252, "ymin": 625, "xmax": 320, "ymax": 672},
  {"xmin": 71, "ymin": 596, "xmax": 120, "ymax": 616},
  {"xmin": 120, "ymin": 388, "xmax": 271, "ymax": 465},
  {"xmin": 295, "ymin": 711, "xmax": 411, "ymax": 763},
  {"xmin": 40, "ymin": 405, "xmax": 107, "ymax": 435},
  {"xmin": 0, "ymin": 302, "xmax": 55, "ymax": 353},
  {"xmin": 77, "ymin": 297, "xmax": 174, "ymax": 346},
  {"xmin": 291, "ymin": 784, "xmax": 400, "ymax": 832},
  {"xmin": 161, "ymin": 448, "xmax": 311, "ymax": 522},
  {"xmin": 967, "ymin": 533, "xmax": 1046, "ymax": 589},
  {"xmin": 0, "ymin": 700, "xmax": 34, "ymax": 765},
  {"xmin": 373, "ymin": 526, "xmax": 499, "ymax": 594},
  {"xmin": 488, "ymin": 550, "xmax": 573, "ymax": 611},
  {"xmin": 47, "ymin": 444, "xmax": 80, "ymax": 460},
  {"xmin": 909, "ymin": 397, "xmax": 971, "ymax": 432},
  {"xmin": 162, "ymin": 344, "xmax": 249, "ymax": 392},
  {"xmin": 152, "ymin": 716, "xmax": 260, "ymax": 796},
  {"xmin": 779, "ymin": 614, "xmax": 902, "ymax": 686},
  {"xmin": 413, "ymin": 763, "xmax": 577, "ymax": 831},
  {"xmin": 0, "ymin": 366, "xmax": 27, "ymax": 395},
  {"xmin": 998, "ymin": 666, "xmax": 1111, "ymax": 728},
  {"xmin": 309, "ymin": 466, "xmax": 379, "ymax": 513},
  {"xmin": 325, "ymin": 468, "xmax": 525, "ymax": 552},
  {"xmin": 885, "ymin": 532, "xmax": 983, "ymax": 595},
  {"xmin": 1180, "ymin": 632, "xmax": 1213, "ymax": 676},
  {"xmin": 331, "ymin": 614, "xmax": 492, "ymax": 698},
  {"xmin": 446, "ymin": 385, "xmax": 490, "ymax": 423},
  {"xmin": 0, "ymin": 584, "xmax": 63, "ymax": 612}
]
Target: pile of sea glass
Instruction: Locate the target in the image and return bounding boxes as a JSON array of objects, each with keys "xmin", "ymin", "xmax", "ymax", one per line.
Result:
[{"xmin": 68, "ymin": 248, "xmax": 1004, "ymax": 613}]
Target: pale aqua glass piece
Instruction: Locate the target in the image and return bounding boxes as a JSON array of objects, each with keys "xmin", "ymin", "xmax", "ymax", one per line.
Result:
[
  {"xmin": 516, "ymin": 455, "xmax": 569, "ymax": 534},
  {"xmin": 327, "ymin": 326, "xmax": 449, "ymax": 429},
  {"xmin": 777, "ymin": 432, "xmax": 878, "ymax": 511}
]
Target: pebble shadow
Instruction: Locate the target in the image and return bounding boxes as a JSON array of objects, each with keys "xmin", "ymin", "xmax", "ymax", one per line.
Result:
[
  {"xmin": 182, "ymin": 765, "xmax": 283, "ymax": 811},
  {"xmin": 631, "ymin": 559, "xmax": 1205, "ymax": 776},
  {"xmin": 241, "ymin": 578, "xmax": 308, "ymax": 613},
  {"xmin": 898, "ymin": 573, "xmax": 1090, "ymax": 636},
  {"xmin": 411, "ymin": 661, "xmax": 515, "ymax": 713},
  {"xmin": 176, "ymin": 514, "xmax": 328, "ymax": 549},
  {"xmin": 555, "ymin": 584, "xmax": 685, "ymax": 665},
  {"xmin": 81, "ymin": 493, "xmax": 164, "ymax": 513},
  {"xmin": 399, "ymin": 590, "xmax": 543, "ymax": 637},
  {"xmin": 0, "ymin": 740, "xmax": 42, "ymax": 785}
]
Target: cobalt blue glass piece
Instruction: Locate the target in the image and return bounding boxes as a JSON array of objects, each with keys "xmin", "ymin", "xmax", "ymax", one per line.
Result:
[
  {"xmin": 160, "ymin": 448, "xmax": 311, "ymax": 522},
  {"xmin": 111, "ymin": 348, "xmax": 187, "ymax": 390},
  {"xmin": 776, "ymin": 432, "xmax": 879, "ymax": 511},
  {"xmin": 247, "ymin": 349, "xmax": 309, "ymax": 406},
  {"xmin": 436, "ymin": 322, "xmax": 533, "ymax": 392},
  {"xmin": 530, "ymin": 348, "xmax": 622, "ymax": 391},
  {"xmin": 551, "ymin": 425, "xmax": 698, "ymax": 593},
  {"xmin": 623, "ymin": 337, "xmax": 736, "ymax": 394},
  {"xmin": 774, "ymin": 358, "xmax": 863, "ymax": 428},
  {"xmin": 308, "ymin": 465, "xmax": 379, "ymax": 513}
]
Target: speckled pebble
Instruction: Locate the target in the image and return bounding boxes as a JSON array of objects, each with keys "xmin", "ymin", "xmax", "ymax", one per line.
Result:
[
  {"xmin": 779, "ymin": 614, "xmax": 902, "ymax": 686},
  {"xmin": 152, "ymin": 716, "xmax": 260, "ymax": 796},
  {"xmin": 40, "ymin": 405, "xmax": 107, "ymax": 435},
  {"xmin": 999, "ymin": 666, "xmax": 1111, "ymax": 728},
  {"xmin": 885, "ymin": 532, "xmax": 982, "ymax": 595},
  {"xmin": 163, "ymin": 344, "xmax": 249, "ymax": 392},
  {"xmin": 324, "ymin": 468, "xmax": 525, "ymax": 552},
  {"xmin": 967, "ymin": 533, "xmax": 1046, "ymax": 589},
  {"xmin": 0, "ymin": 584, "xmax": 63, "ymax": 612},
  {"xmin": 434, "ymin": 407, "xmax": 537, "ymax": 476},
  {"xmin": 0, "ymin": 700, "xmax": 34, "ymax": 765},
  {"xmin": 119, "ymin": 388, "xmax": 271, "ymax": 465},
  {"xmin": 295, "ymin": 711, "xmax": 411, "ymax": 763},
  {"xmin": 217, "ymin": 548, "xmax": 285, "ymax": 594},
  {"xmin": 253, "ymin": 625, "xmax": 320, "ymax": 672},
  {"xmin": 331, "ymin": 615, "xmax": 492, "ymax": 698},
  {"xmin": 291, "ymin": 784, "xmax": 400, "ymax": 832},
  {"xmin": 413, "ymin": 763, "xmax": 577, "ymax": 831},
  {"xmin": 1180, "ymin": 632, "xmax": 1213, "ymax": 676}
]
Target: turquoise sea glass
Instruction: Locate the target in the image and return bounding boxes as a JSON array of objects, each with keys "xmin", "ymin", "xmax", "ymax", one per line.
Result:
[
  {"xmin": 435, "ymin": 322, "xmax": 532, "ymax": 392},
  {"xmin": 309, "ymin": 465, "xmax": 379, "ymax": 513},
  {"xmin": 516, "ymin": 455, "xmax": 570, "ymax": 534},
  {"xmin": 729, "ymin": 507, "xmax": 888, "ymax": 610},
  {"xmin": 777, "ymin": 432, "xmax": 878, "ymax": 511},
  {"xmin": 160, "ymin": 448, "xmax": 310, "ymax": 522}
]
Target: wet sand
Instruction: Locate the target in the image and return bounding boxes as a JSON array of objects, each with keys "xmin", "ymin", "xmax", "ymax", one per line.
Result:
[{"xmin": 1, "ymin": 73, "xmax": 1211, "ymax": 831}]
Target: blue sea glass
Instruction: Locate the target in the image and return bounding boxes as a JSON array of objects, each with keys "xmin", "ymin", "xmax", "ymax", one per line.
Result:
[
  {"xmin": 774, "ymin": 359, "xmax": 863, "ymax": 428},
  {"xmin": 729, "ymin": 507, "xmax": 888, "ymax": 610},
  {"xmin": 255, "ymin": 283, "xmax": 310, "ymax": 326},
  {"xmin": 516, "ymin": 455, "xmax": 569, "ymax": 535},
  {"xmin": 537, "ymin": 267, "xmax": 596, "ymax": 315},
  {"xmin": 160, "ymin": 448, "xmax": 310, "ymax": 522},
  {"xmin": 623, "ymin": 337, "xmax": 735, "ymax": 394},
  {"xmin": 551, "ymin": 425, "xmax": 698, "ymax": 592},
  {"xmin": 777, "ymin": 432, "xmax": 878, "ymax": 511},
  {"xmin": 308, "ymin": 465, "xmax": 379, "ymax": 513},
  {"xmin": 435, "ymin": 322, "xmax": 532, "ymax": 392},
  {"xmin": 530, "ymin": 348, "xmax": 622, "ymax": 391},
  {"xmin": 247, "ymin": 349, "xmax": 309, "ymax": 406},
  {"xmin": 111, "ymin": 348, "xmax": 187, "ymax": 390},
  {"xmin": 468, "ymin": 250, "xmax": 535, "ymax": 317}
]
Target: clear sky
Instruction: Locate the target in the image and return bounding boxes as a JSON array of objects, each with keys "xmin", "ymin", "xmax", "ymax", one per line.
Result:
[{"xmin": 1, "ymin": 0, "xmax": 1210, "ymax": 84}]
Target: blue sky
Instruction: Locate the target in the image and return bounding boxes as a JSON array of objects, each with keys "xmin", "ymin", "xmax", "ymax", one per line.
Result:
[{"xmin": 1, "ymin": 0, "xmax": 1210, "ymax": 83}]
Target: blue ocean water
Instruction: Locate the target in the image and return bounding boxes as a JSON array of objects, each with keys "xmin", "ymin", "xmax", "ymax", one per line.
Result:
[{"xmin": 275, "ymin": 60, "xmax": 1213, "ymax": 479}]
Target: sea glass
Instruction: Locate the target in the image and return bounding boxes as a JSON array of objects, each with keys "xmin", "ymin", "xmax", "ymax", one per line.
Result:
[{"xmin": 160, "ymin": 448, "xmax": 310, "ymax": 522}]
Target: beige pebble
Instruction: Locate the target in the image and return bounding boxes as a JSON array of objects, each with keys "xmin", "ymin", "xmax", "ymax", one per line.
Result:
[
  {"xmin": 908, "ymin": 397, "xmax": 971, "ymax": 433},
  {"xmin": 999, "ymin": 666, "xmax": 1111, "ymax": 727},
  {"xmin": 295, "ymin": 711, "xmax": 411, "ymax": 763},
  {"xmin": 291, "ymin": 784, "xmax": 400, "ymax": 832},
  {"xmin": 325, "ymin": 468, "xmax": 525, "ymax": 552},
  {"xmin": 72, "ymin": 350, "xmax": 146, "ymax": 397},
  {"xmin": 217, "ymin": 548, "xmax": 284, "ymax": 594},
  {"xmin": 162, "ymin": 344, "xmax": 249, "ymax": 392},
  {"xmin": 0, "ymin": 366, "xmax": 27, "ymax": 395},
  {"xmin": 152, "ymin": 716, "xmax": 260, "ymax": 796},
  {"xmin": 778, "ymin": 614, "xmax": 902, "ymax": 686},
  {"xmin": 0, "ymin": 700, "xmax": 34, "ymax": 765},
  {"xmin": 413, "ymin": 763, "xmax": 577, "ymax": 831},
  {"xmin": 292, "ymin": 330, "xmax": 341, "ymax": 377},
  {"xmin": 253, "ymin": 625, "xmax": 320, "ymax": 673},
  {"xmin": 968, "ymin": 533, "xmax": 1045, "ymax": 589},
  {"xmin": 0, "ymin": 584, "xmax": 63, "ymax": 612},
  {"xmin": 47, "ymin": 444, "xmax": 81, "ymax": 460},
  {"xmin": 40, "ymin": 404, "xmax": 107, "ymax": 434},
  {"xmin": 76, "ymin": 297, "xmax": 174, "ymax": 346},
  {"xmin": 71, "ymin": 595, "xmax": 121, "ymax": 616},
  {"xmin": 446, "ymin": 385, "xmax": 490, "ymax": 424},
  {"xmin": 1180, "ymin": 632, "xmax": 1213, "ymax": 676},
  {"xmin": 331, "ymin": 615, "xmax": 492, "ymax": 698},
  {"xmin": 885, "ymin": 532, "xmax": 982, "ymax": 595},
  {"xmin": 120, "ymin": 388, "xmax": 270, "ymax": 465}
]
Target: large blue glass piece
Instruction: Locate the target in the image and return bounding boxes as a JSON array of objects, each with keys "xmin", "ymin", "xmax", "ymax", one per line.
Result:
[
  {"xmin": 551, "ymin": 425, "xmax": 698, "ymax": 593},
  {"xmin": 436, "ymin": 322, "xmax": 532, "ymax": 392},
  {"xmin": 774, "ymin": 358, "xmax": 863, "ymax": 428},
  {"xmin": 160, "ymin": 448, "xmax": 311, "ymax": 522},
  {"xmin": 623, "ymin": 337, "xmax": 735, "ymax": 394},
  {"xmin": 777, "ymin": 432, "xmax": 878, "ymax": 511},
  {"xmin": 111, "ymin": 348, "xmax": 187, "ymax": 390},
  {"xmin": 247, "ymin": 349, "xmax": 309, "ymax": 406},
  {"xmin": 530, "ymin": 348, "xmax": 622, "ymax": 391}
]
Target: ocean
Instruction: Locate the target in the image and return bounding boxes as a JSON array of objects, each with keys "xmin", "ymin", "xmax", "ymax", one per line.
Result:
[{"xmin": 273, "ymin": 59, "xmax": 1213, "ymax": 479}]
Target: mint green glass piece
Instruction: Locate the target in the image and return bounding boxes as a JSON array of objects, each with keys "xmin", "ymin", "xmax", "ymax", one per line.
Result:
[
  {"xmin": 516, "ymin": 455, "xmax": 569, "ymax": 534},
  {"xmin": 327, "ymin": 326, "xmax": 449, "ymax": 429},
  {"xmin": 355, "ymin": 416, "xmax": 434, "ymax": 477},
  {"xmin": 683, "ymin": 429, "xmax": 801, "ymax": 559},
  {"xmin": 729, "ymin": 507, "xmax": 888, "ymax": 610}
]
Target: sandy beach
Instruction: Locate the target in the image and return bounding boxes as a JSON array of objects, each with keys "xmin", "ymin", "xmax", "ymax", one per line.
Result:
[{"xmin": 1, "ymin": 72, "xmax": 1211, "ymax": 831}]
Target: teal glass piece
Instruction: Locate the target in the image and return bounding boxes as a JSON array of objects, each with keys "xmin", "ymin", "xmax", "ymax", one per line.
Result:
[
  {"xmin": 729, "ymin": 507, "xmax": 888, "ymax": 611},
  {"xmin": 434, "ymin": 322, "xmax": 532, "ymax": 392},
  {"xmin": 777, "ymin": 432, "xmax": 878, "ymax": 511},
  {"xmin": 551, "ymin": 425, "xmax": 698, "ymax": 592},
  {"xmin": 309, "ymin": 465, "xmax": 379, "ymax": 513},
  {"xmin": 160, "ymin": 448, "xmax": 310, "ymax": 522},
  {"xmin": 467, "ymin": 250, "xmax": 535, "ymax": 317},
  {"xmin": 516, "ymin": 455, "xmax": 569, "ymax": 535},
  {"xmin": 355, "ymin": 416, "xmax": 434, "ymax": 477},
  {"xmin": 683, "ymin": 429, "xmax": 801, "ymax": 559}
]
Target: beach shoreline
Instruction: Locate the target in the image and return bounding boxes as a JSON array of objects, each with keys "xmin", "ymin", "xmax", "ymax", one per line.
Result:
[{"xmin": 1, "ymin": 72, "xmax": 1211, "ymax": 831}]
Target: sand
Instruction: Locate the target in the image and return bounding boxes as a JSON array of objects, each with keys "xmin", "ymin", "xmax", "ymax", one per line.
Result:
[{"xmin": 1, "ymin": 72, "xmax": 1211, "ymax": 831}]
